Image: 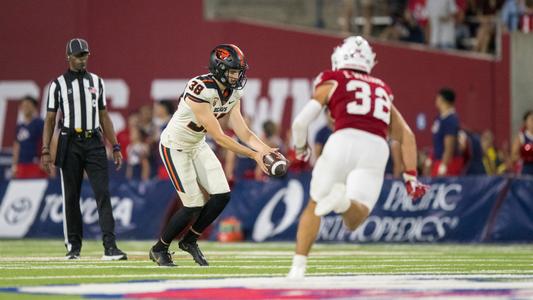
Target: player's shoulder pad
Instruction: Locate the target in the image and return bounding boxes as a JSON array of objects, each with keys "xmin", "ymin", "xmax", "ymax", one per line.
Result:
[
  {"xmin": 184, "ymin": 75, "xmax": 215, "ymax": 104},
  {"xmin": 232, "ymin": 88, "xmax": 244, "ymax": 99},
  {"xmin": 313, "ymin": 70, "xmax": 341, "ymax": 89},
  {"xmin": 195, "ymin": 74, "xmax": 218, "ymax": 89}
]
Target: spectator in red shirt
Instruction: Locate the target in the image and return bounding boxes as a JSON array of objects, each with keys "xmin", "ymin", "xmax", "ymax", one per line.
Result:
[{"xmin": 116, "ymin": 111, "xmax": 140, "ymax": 161}]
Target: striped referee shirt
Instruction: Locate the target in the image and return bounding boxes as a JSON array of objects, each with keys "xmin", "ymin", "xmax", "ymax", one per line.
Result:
[{"xmin": 46, "ymin": 69, "xmax": 106, "ymax": 131}]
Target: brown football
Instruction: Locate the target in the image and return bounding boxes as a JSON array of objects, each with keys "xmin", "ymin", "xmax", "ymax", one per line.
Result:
[{"xmin": 263, "ymin": 152, "xmax": 288, "ymax": 177}]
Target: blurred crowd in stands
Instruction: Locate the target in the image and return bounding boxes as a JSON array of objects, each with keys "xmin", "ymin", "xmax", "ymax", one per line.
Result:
[
  {"xmin": 8, "ymin": 93, "xmax": 533, "ymax": 182},
  {"xmin": 334, "ymin": 0, "xmax": 533, "ymax": 53}
]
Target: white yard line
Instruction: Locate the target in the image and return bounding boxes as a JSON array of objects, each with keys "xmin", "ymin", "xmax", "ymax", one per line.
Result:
[
  {"xmin": 0, "ymin": 250, "xmax": 418, "ymax": 259},
  {"xmin": 2, "ymin": 258, "xmax": 531, "ymax": 265},
  {"xmin": 3, "ymin": 255, "xmax": 532, "ymax": 263},
  {"xmin": 4, "ymin": 271, "xmax": 533, "ymax": 282},
  {"xmin": 1, "ymin": 263, "xmax": 531, "ymax": 270}
]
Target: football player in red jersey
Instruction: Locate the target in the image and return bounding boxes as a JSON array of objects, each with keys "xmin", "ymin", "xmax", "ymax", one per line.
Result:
[{"xmin": 288, "ymin": 36, "xmax": 429, "ymax": 278}]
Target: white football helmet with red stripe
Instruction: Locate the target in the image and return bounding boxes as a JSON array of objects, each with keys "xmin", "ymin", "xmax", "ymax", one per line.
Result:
[{"xmin": 332, "ymin": 36, "xmax": 376, "ymax": 74}]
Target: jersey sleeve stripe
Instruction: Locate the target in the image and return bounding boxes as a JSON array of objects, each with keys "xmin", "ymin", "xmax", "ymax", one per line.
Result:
[{"xmin": 185, "ymin": 92, "xmax": 209, "ymax": 103}]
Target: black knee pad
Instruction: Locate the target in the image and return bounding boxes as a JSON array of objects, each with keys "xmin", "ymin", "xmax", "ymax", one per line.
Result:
[
  {"xmin": 205, "ymin": 192, "xmax": 231, "ymax": 215},
  {"xmin": 182, "ymin": 206, "xmax": 203, "ymax": 219},
  {"xmin": 190, "ymin": 192, "xmax": 231, "ymax": 233},
  {"xmin": 210, "ymin": 192, "xmax": 231, "ymax": 205}
]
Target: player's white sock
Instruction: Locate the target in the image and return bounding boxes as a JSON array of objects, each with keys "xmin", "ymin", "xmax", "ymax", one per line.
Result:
[
  {"xmin": 287, "ymin": 254, "xmax": 307, "ymax": 279},
  {"xmin": 292, "ymin": 254, "xmax": 307, "ymax": 267}
]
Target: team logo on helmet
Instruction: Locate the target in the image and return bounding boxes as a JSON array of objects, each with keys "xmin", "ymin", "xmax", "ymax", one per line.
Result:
[{"xmin": 216, "ymin": 48, "xmax": 231, "ymax": 61}]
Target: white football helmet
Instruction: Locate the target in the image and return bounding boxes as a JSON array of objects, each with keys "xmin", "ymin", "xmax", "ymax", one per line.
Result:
[{"xmin": 331, "ymin": 36, "xmax": 376, "ymax": 74}]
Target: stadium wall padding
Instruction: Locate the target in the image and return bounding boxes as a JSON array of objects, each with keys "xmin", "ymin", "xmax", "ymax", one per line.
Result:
[
  {"xmin": 0, "ymin": 174, "xmax": 531, "ymax": 242},
  {"xmin": 0, "ymin": 0, "xmax": 510, "ymax": 149}
]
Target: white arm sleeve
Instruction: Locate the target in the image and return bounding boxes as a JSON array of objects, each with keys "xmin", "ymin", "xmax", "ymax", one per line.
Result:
[{"xmin": 291, "ymin": 99, "xmax": 323, "ymax": 148}]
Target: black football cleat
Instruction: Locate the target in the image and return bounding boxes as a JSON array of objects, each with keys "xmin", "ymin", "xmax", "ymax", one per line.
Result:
[
  {"xmin": 178, "ymin": 240, "xmax": 209, "ymax": 266},
  {"xmin": 102, "ymin": 247, "xmax": 128, "ymax": 261},
  {"xmin": 149, "ymin": 247, "xmax": 176, "ymax": 267},
  {"xmin": 65, "ymin": 249, "xmax": 80, "ymax": 260}
]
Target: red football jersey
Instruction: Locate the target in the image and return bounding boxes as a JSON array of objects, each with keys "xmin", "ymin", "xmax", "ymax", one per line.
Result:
[{"xmin": 314, "ymin": 69, "xmax": 393, "ymax": 139}]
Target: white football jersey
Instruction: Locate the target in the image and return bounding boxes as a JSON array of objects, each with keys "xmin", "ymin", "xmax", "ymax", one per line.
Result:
[{"xmin": 161, "ymin": 74, "xmax": 242, "ymax": 150}]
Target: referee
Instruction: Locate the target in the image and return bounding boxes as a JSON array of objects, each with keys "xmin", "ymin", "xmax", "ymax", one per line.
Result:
[{"xmin": 40, "ymin": 38, "xmax": 127, "ymax": 260}]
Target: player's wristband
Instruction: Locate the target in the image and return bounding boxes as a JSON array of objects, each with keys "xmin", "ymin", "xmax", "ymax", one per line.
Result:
[
  {"xmin": 402, "ymin": 170, "xmax": 417, "ymax": 182},
  {"xmin": 112, "ymin": 144, "xmax": 121, "ymax": 153}
]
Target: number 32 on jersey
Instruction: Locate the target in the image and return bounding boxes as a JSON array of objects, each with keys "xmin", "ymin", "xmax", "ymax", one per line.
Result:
[{"xmin": 346, "ymin": 80, "xmax": 392, "ymax": 124}]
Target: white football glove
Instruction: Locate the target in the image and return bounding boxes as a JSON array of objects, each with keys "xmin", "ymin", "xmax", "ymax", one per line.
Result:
[{"xmin": 295, "ymin": 145, "xmax": 312, "ymax": 162}]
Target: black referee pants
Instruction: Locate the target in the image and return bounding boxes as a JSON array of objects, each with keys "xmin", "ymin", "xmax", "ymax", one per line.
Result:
[{"xmin": 59, "ymin": 132, "xmax": 116, "ymax": 251}]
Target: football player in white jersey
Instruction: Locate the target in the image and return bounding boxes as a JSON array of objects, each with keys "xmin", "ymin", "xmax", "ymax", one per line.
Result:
[{"xmin": 149, "ymin": 44, "xmax": 276, "ymax": 267}]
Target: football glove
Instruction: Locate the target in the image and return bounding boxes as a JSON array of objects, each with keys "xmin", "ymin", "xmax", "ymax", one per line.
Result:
[
  {"xmin": 402, "ymin": 170, "xmax": 429, "ymax": 201},
  {"xmin": 294, "ymin": 145, "xmax": 312, "ymax": 162}
]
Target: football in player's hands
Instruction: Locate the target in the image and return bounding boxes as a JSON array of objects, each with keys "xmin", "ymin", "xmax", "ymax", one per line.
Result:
[{"xmin": 263, "ymin": 152, "xmax": 288, "ymax": 177}]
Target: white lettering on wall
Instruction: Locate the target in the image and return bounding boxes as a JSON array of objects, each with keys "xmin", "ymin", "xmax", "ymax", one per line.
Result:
[
  {"xmin": 105, "ymin": 79, "xmax": 129, "ymax": 133},
  {"xmin": 1, "ymin": 78, "xmax": 325, "ymax": 149}
]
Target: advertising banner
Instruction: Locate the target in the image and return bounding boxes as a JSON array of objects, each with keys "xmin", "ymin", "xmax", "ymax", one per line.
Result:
[
  {"xmin": 0, "ymin": 175, "xmax": 531, "ymax": 242},
  {"xmin": 0, "ymin": 178, "xmax": 175, "ymax": 240}
]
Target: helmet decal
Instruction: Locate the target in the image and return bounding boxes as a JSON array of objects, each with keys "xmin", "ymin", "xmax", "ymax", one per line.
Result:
[{"xmin": 216, "ymin": 48, "xmax": 231, "ymax": 61}]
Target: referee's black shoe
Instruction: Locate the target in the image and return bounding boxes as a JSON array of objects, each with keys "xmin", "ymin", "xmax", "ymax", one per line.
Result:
[
  {"xmin": 102, "ymin": 247, "xmax": 127, "ymax": 261},
  {"xmin": 178, "ymin": 240, "xmax": 209, "ymax": 266},
  {"xmin": 65, "ymin": 249, "xmax": 80, "ymax": 260},
  {"xmin": 149, "ymin": 247, "xmax": 176, "ymax": 267}
]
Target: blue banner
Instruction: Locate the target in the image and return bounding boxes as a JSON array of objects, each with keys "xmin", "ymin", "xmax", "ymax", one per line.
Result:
[
  {"xmin": 0, "ymin": 178, "xmax": 176, "ymax": 240},
  {"xmin": 488, "ymin": 178, "xmax": 533, "ymax": 242},
  {"xmin": 0, "ymin": 174, "xmax": 531, "ymax": 242},
  {"xmin": 214, "ymin": 175, "xmax": 533, "ymax": 243},
  {"xmin": 317, "ymin": 176, "xmax": 507, "ymax": 243},
  {"xmin": 218, "ymin": 173, "xmax": 311, "ymax": 242}
]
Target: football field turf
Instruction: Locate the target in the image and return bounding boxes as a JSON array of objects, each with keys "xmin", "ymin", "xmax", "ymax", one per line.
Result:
[{"xmin": 0, "ymin": 240, "xmax": 532, "ymax": 299}]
